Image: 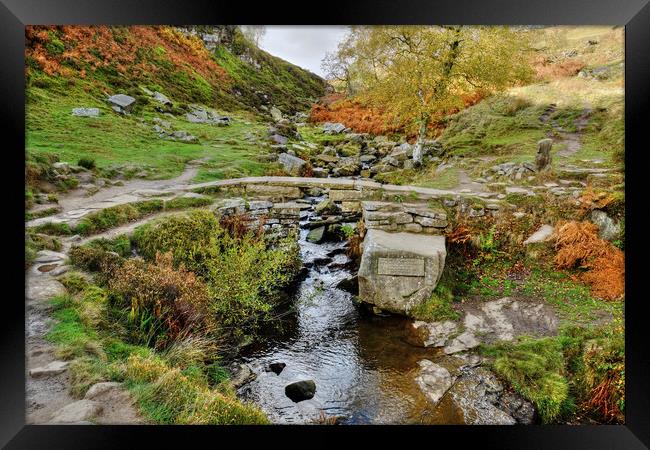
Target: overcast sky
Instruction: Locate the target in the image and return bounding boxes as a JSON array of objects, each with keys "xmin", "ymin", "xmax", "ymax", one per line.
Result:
[{"xmin": 258, "ymin": 26, "xmax": 349, "ymax": 77}]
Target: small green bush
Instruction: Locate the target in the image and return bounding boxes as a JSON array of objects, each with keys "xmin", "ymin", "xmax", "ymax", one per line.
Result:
[
  {"xmin": 132, "ymin": 210, "xmax": 301, "ymax": 336},
  {"xmin": 68, "ymin": 245, "xmax": 123, "ymax": 274},
  {"xmin": 31, "ymin": 222, "xmax": 72, "ymax": 236},
  {"xmin": 86, "ymin": 235, "xmax": 132, "ymax": 257},
  {"xmin": 77, "ymin": 157, "xmax": 97, "ymax": 170}
]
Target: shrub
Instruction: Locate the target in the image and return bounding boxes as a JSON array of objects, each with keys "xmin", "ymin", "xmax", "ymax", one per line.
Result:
[
  {"xmin": 77, "ymin": 157, "xmax": 96, "ymax": 170},
  {"xmin": 581, "ymin": 333, "xmax": 625, "ymax": 422},
  {"xmin": 346, "ymin": 220, "xmax": 365, "ymax": 260},
  {"xmin": 31, "ymin": 222, "xmax": 72, "ymax": 236},
  {"xmin": 560, "ymin": 325, "xmax": 625, "ymax": 423},
  {"xmin": 109, "ymin": 252, "xmax": 216, "ymax": 349},
  {"xmin": 132, "ymin": 210, "xmax": 221, "ymax": 275},
  {"xmin": 68, "ymin": 245, "xmax": 123, "ymax": 274},
  {"xmin": 86, "ymin": 235, "xmax": 132, "ymax": 257},
  {"xmin": 132, "ymin": 210, "xmax": 301, "ymax": 336}
]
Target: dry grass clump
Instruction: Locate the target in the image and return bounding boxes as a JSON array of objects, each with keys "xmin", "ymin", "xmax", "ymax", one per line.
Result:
[
  {"xmin": 110, "ymin": 252, "xmax": 216, "ymax": 349},
  {"xmin": 553, "ymin": 221, "xmax": 624, "ymax": 300},
  {"xmin": 310, "ymin": 98, "xmax": 403, "ymax": 135},
  {"xmin": 219, "ymin": 213, "xmax": 265, "ymax": 240},
  {"xmin": 532, "ymin": 56, "xmax": 586, "ymax": 81},
  {"xmin": 346, "ymin": 220, "xmax": 366, "ymax": 260},
  {"xmin": 125, "ymin": 353, "xmax": 269, "ymax": 424}
]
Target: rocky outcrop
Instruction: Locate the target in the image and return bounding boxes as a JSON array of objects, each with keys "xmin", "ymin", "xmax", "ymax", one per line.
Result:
[
  {"xmin": 447, "ymin": 366, "xmax": 535, "ymax": 425},
  {"xmin": 185, "ymin": 105, "xmax": 231, "ymax": 125},
  {"xmin": 358, "ymin": 230, "xmax": 446, "ymax": 315},
  {"xmin": 278, "ymin": 153, "xmax": 307, "ymax": 176},
  {"xmin": 415, "ymin": 357, "xmax": 535, "ymax": 425},
  {"xmin": 523, "ymin": 224, "xmax": 555, "ymax": 245},
  {"xmin": 590, "ymin": 209, "xmax": 621, "ymax": 241},
  {"xmin": 415, "ymin": 360, "xmax": 456, "ymax": 406},
  {"xmin": 410, "ymin": 297, "xmax": 559, "ymax": 351}
]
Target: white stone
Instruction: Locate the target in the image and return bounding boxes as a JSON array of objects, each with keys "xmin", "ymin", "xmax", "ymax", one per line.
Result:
[
  {"xmin": 523, "ymin": 224, "xmax": 555, "ymax": 245},
  {"xmin": 415, "ymin": 360, "xmax": 455, "ymax": 406},
  {"xmin": 84, "ymin": 382, "xmax": 123, "ymax": 400}
]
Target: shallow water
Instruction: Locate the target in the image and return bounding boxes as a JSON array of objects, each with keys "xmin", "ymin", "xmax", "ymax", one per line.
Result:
[{"xmin": 238, "ymin": 199, "xmax": 457, "ymax": 424}]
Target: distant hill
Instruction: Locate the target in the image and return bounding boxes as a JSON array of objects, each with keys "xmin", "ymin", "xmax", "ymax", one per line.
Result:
[{"xmin": 25, "ymin": 25, "xmax": 326, "ymax": 115}]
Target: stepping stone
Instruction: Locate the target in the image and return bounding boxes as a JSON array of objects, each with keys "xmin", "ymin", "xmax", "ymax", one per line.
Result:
[
  {"xmin": 84, "ymin": 382, "xmax": 123, "ymax": 400},
  {"xmin": 285, "ymin": 380, "xmax": 316, "ymax": 402},
  {"xmin": 33, "ymin": 250, "xmax": 66, "ymax": 264},
  {"xmin": 415, "ymin": 360, "xmax": 456, "ymax": 406},
  {"xmin": 29, "ymin": 361, "xmax": 69, "ymax": 378},
  {"xmin": 49, "ymin": 400, "xmax": 103, "ymax": 424},
  {"xmin": 444, "ymin": 331, "xmax": 480, "ymax": 354}
]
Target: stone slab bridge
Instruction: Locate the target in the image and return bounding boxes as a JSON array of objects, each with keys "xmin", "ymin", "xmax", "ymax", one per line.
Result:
[
  {"xmin": 190, "ymin": 177, "xmax": 510, "ymax": 315},
  {"xmin": 27, "ymin": 176, "xmax": 512, "ymax": 315}
]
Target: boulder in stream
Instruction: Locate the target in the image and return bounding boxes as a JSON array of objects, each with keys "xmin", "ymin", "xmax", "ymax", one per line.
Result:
[
  {"xmin": 285, "ymin": 380, "xmax": 316, "ymax": 402},
  {"xmin": 266, "ymin": 362, "xmax": 286, "ymax": 375}
]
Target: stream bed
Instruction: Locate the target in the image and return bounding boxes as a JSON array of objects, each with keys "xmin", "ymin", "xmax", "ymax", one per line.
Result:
[{"xmin": 237, "ymin": 198, "xmax": 458, "ymax": 424}]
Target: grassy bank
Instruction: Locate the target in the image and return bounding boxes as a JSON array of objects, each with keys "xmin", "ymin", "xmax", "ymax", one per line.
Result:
[{"xmin": 42, "ymin": 210, "xmax": 303, "ymax": 424}]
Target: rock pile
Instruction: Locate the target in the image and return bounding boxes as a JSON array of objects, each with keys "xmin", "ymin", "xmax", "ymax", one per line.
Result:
[
  {"xmin": 185, "ymin": 105, "xmax": 231, "ymax": 125},
  {"xmin": 362, "ymin": 201, "xmax": 449, "ymax": 234}
]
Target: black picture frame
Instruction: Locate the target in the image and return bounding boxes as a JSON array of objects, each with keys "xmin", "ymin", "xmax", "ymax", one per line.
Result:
[{"xmin": 2, "ymin": 0, "xmax": 648, "ymax": 448}]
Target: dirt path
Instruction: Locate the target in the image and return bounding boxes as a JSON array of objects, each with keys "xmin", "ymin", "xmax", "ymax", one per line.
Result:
[
  {"xmin": 453, "ymin": 169, "xmax": 488, "ymax": 193},
  {"xmin": 26, "ymin": 262, "xmax": 145, "ymax": 424},
  {"xmin": 540, "ymin": 104, "xmax": 592, "ymax": 158},
  {"xmin": 56, "ymin": 160, "xmax": 203, "ymax": 215}
]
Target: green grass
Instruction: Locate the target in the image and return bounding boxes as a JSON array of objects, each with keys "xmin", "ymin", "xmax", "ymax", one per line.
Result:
[
  {"xmin": 75, "ymin": 200, "xmax": 164, "ymax": 235},
  {"xmin": 410, "ymin": 283, "xmax": 460, "ymax": 322},
  {"xmin": 43, "ymin": 282, "xmax": 269, "ymax": 423},
  {"xmin": 26, "ymin": 75, "xmax": 277, "ymax": 182},
  {"xmin": 163, "ymin": 195, "xmax": 214, "ymax": 210},
  {"xmin": 30, "ymin": 221, "xmax": 73, "ymax": 236},
  {"xmin": 480, "ymin": 336, "xmax": 570, "ymax": 423},
  {"xmin": 85, "ymin": 234, "xmax": 132, "ymax": 257},
  {"xmin": 480, "ymin": 319, "xmax": 625, "ymax": 424},
  {"xmin": 518, "ymin": 268, "xmax": 622, "ymax": 326},
  {"xmin": 411, "ymin": 165, "xmax": 461, "ymax": 189},
  {"xmin": 438, "ymin": 95, "xmax": 549, "ymax": 158},
  {"xmin": 25, "ymin": 206, "xmax": 61, "ymax": 222}
]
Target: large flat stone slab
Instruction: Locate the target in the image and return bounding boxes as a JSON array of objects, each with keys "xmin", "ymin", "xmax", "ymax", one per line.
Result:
[{"xmin": 358, "ymin": 230, "xmax": 446, "ymax": 315}]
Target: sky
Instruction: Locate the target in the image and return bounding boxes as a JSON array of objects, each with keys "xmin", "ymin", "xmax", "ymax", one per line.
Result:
[{"xmin": 258, "ymin": 26, "xmax": 349, "ymax": 78}]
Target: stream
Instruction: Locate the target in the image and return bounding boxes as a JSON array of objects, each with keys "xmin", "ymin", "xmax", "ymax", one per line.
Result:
[{"xmin": 237, "ymin": 197, "xmax": 456, "ymax": 424}]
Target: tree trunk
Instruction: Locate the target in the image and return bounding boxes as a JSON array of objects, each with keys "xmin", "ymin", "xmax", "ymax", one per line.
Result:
[{"xmin": 412, "ymin": 114, "xmax": 429, "ymax": 165}]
